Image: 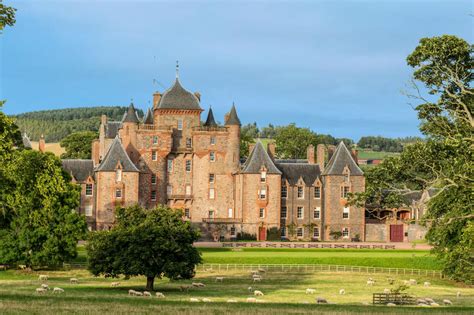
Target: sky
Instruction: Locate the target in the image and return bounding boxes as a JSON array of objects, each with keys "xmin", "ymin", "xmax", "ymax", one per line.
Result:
[{"xmin": 1, "ymin": 0, "xmax": 472, "ymax": 140}]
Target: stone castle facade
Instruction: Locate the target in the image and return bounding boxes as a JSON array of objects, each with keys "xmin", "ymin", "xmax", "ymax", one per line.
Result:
[{"xmin": 61, "ymin": 74, "xmax": 366, "ymax": 241}]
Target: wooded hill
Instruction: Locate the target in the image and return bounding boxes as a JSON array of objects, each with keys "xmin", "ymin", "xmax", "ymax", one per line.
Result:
[{"xmin": 12, "ymin": 107, "xmax": 144, "ymax": 142}]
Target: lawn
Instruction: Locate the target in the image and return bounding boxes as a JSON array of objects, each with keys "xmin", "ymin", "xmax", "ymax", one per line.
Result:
[
  {"xmin": 30, "ymin": 141, "xmax": 65, "ymax": 156},
  {"xmin": 0, "ymin": 269, "xmax": 471, "ymax": 314},
  {"xmin": 357, "ymin": 150, "xmax": 400, "ymax": 160}
]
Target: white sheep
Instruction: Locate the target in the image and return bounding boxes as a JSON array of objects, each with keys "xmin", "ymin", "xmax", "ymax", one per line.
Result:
[
  {"xmin": 250, "ymin": 270, "xmax": 258, "ymax": 275},
  {"xmin": 70, "ymin": 278, "xmax": 79, "ymax": 284},
  {"xmin": 383, "ymin": 288, "xmax": 391, "ymax": 294},
  {"xmin": 227, "ymin": 299, "xmax": 237, "ymax": 303},
  {"xmin": 443, "ymin": 299, "xmax": 452, "ymax": 305},
  {"xmin": 306, "ymin": 288, "xmax": 315, "ymax": 294},
  {"xmin": 425, "ymin": 297, "xmax": 435, "ymax": 304},
  {"xmin": 246, "ymin": 297, "xmax": 257, "ymax": 303},
  {"xmin": 18, "ymin": 265, "xmax": 27, "ymax": 270},
  {"xmin": 143, "ymin": 291, "xmax": 151, "ymax": 297},
  {"xmin": 110, "ymin": 282, "xmax": 120, "ymax": 287},
  {"xmin": 248, "ymin": 286, "xmax": 253, "ymax": 292},
  {"xmin": 418, "ymin": 303, "xmax": 430, "ymax": 307},
  {"xmin": 41, "ymin": 284, "xmax": 49, "ymax": 290},
  {"xmin": 53, "ymin": 287, "xmax": 64, "ymax": 294},
  {"xmin": 387, "ymin": 303, "xmax": 396, "ymax": 306},
  {"xmin": 38, "ymin": 275, "xmax": 48, "ymax": 281},
  {"xmin": 257, "ymin": 268, "xmax": 266, "ymax": 273},
  {"xmin": 403, "ymin": 280, "xmax": 410, "ymax": 285},
  {"xmin": 135, "ymin": 291, "xmax": 144, "ymax": 296},
  {"xmin": 316, "ymin": 297, "xmax": 327, "ymax": 304},
  {"xmin": 202, "ymin": 298, "xmax": 212, "ymax": 302},
  {"xmin": 36, "ymin": 288, "xmax": 47, "ymax": 294},
  {"xmin": 409, "ymin": 279, "xmax": 417, "ymax": 285},
  {"xmin": 253, "ymin": 277, "xmax": 262, "ymax": 282},
  {"xmin": 339, "ymin": 289, "xmax": 345, "ymax": 295},
  {"xmin": 192, "ymin": 282, "xmax": 205, "ymax": 287},
  {"xmin": 155, "ymin": 292, "xmax": 165, "ymax": 298},
  {"xmin": 128, "ymin": 289, "xmax": 137, "ymax": 296},
  {"xmin": 190, "ymin": 298, "xmax": 200, "ymax": 302},
  {"xmin": 366, "ymin": 280, "xmax": 374, "ymax": 286},
  {"xmin": 423, "ymin": 281, "xmax": 430, "ymax": 287},
  {"xmin": 417, "ymin": 299, "xmax": 427, "ymax": 304},
  {"xmin": 431, "ymin": 302, "xmax": 440, "ymax": 307},
  {"xmin": 254, "ymin": 290, "xmax": 264, "ymax": 296},
  {"xmin": 215, "ymin": 277, "xmax": 224, "ymax": 282}
]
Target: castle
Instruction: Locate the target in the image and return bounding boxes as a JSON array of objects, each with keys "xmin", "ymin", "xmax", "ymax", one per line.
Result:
[{"xmin": 61, "ymin": 73, "xmax": 366, "ymax": 241}]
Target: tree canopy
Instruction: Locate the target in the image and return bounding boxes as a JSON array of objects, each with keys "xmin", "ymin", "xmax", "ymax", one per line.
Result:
[
  {"xmin": 86, "ymin": 205, "xmax": 202, "ymax": 291},
  {"xmin": 60, "ymin": 131, "xmax": 98, "ymax": 159}
]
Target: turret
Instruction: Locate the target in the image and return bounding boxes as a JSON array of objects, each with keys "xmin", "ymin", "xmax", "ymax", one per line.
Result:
[
  {"xmin": 120, "ymin": 102, "xmax": 140, "ymax": 163},
  {"xmin": 225, "ymin": 103, "xmax": 241, "ymax": 172}
]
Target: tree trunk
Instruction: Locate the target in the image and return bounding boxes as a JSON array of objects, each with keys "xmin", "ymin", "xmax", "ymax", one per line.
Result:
[{"xmin": 146, "ymin": 276, "xmax": 155, "ymax": 291}]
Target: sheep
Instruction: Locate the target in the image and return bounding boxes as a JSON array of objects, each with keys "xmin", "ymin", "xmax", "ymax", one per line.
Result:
[
  {"xmin": 316, "ymin": 297, "xmax": 328, "ymax": 304},
  {"xmin": 306, "ymin": 288, "xmax": 316, "ymax": 294},
  {"xmin": 257, "ymin": 268, "xmax": 266, "ymax": 273},
  {"xmin": 383, "ymin": 288, "xmax": 391, "ymax": 294},
  {"xmin": 143, "ymin": 291, "xmax": 151, "ymax": 297},
  {"xmin": 247, "ymin": 286, "xmax": 253, "ymax": 292},
  {"xmin": 190, "ymin": 298, "xmax": 200, "ymax": 302},
  {"xmin": 70, "ymin": 278, "xmax": 79, "ymax": 284},
  {"xmin": 254, "ymin": 290, "xmax": 264, "ymax": 296},
  {"xmin": 409, "ymin": 279, "xmax": 417, "ymax": 285},
  {"xmin": 227, "ymin": 299, "xmax": 237, "ymax": 303},
  {"xmin": 418, "ymin": 303, "xmax": 430, "ymax": 307},
  {"xmin": 180, "ymin": 285, "xmax": 190, "ymax": 292},
  {"xmin": 424, "ymin": 297, "xmax": 435, "ymax": 304},
  {"xmin": 128, "ymin": 289, "xmax": 137, "ymax": 296},
  {"xmin": 246, "ymin": 297, "xmax": 257, "ymax": 303},
  {"xmin": 417, "ymin": 299, "xmax": 427, "ymax": 304},
  {"xmin": 250, "ymin": 270, "xmax": 259, "ymax": 275},
  {"xmin": 202, "ymin": 298, "xmax": 212, "ymax": 302},
  {"xmin": 192, "ymin": 282, "xmax": 205, "ymax": 288},
  {"xmin": 110, "ymin": 282, "xmax": 120, "ymax": 287},
  {"xmin": 18, "ymin": 265, "xmax": 27, "ymax": 270},
  {"xmin": 443, "ymin": 299, "xmax": 452, "ymax": 305},
  {"xmin": 386, "ymin": 303, "xmax": 396, "ymax": 306},
  {"xmin": 215, "ymin": 277, "xmax": 224, "ymax": 282},
  {"xmin": 134, "ymin": 291, "xmax": 144, "ymax": 296},
  {"xmin": 252, "ymin": 274, "xmax": 262, "ymax": 279},
  {"xmin": 36, "ymin": 288, "xmax": 47, "ymax": 294},
  {"xmin": 41, "ymin": 284, "xmax": 49, "ymax": 290},
  {"xmin": 430, "ymin": 302, "xmax": 440, "ymax": 307},
  {"xmin": 253, "ymin": 277, "xmax": 262, "ymax": 282},
  {"xmin": 53, "ymin": 287, "xmax": 64, "ymax": 294},
  {"xmin": 456, "ymin": 291, "xmax": 461, "ymax": 298},
  {"xmin": 423, "ymin": 281, "xmax": 430, "ymax": 287},
  {"xmin": 339, "ymin": 289, "xmax": 345, "ymax": 295},
  {"xmin": 367, "ymin": 277, "xmax": 374, "ymax": 282},
  {"xmin": 155, "ymin": 292, "xmax": 165, "ymax": 298},
  {"xmin": 38, "ymin": 275, "xmax": 48, "ymax": 281},
  {"xmin": 366, "ymin": 280, "xmax": 374, "ymax": 286},
  {"xmin": 387, "ymin": 277, "xmax": 395, "ymax": 285},
  {"xmin": 403, "ymin": 280, "xmax": 411, "ymax": 286}
]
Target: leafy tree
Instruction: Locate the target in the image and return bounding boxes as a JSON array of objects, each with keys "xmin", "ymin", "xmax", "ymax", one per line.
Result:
[
  {"xmin": 260, "ymin": 123, "xmax": 278, "ymax": 138},
  {"xmin": 0, "ymin": 101, "xmax": 22, "ymax": 157},
  {"xmin": 60, "ymin": 131, "xmax": 98, "ymax": 159},
  {"xmin": 87, "ymin": 205, "xmax": 202, "ymax": 291},
  {"xmin": 0, "ymin": 150, "xmax": 88, "ymax": 267},
  {"xmin": 357, "ymin": 136, "xmax": 403, "ymax": 152},
  {"xmin": 0, "ymin": 2, "xmax": 16, "ymax": 33},
  {"xmin": 275, "ymin": 123, "xmax": 315, "ymax": 159},
  {"xmin": 240, "ymin": 130, "xmax": 254, "ymax": 158}
]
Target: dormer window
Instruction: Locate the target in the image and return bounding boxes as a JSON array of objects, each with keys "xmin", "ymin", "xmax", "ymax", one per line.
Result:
[
  {"xmin": 115, "ymin": 169, "xmax": 122, "ymax": 182},
  {"xmin": 260, "ymin": 171, "xmax": 267, "ymax": 183},
  {"xmin": 177, "ymin": 119, "xmax": 183, "ymax": 130}
]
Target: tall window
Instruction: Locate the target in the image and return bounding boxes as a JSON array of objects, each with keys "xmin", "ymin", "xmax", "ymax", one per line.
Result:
[
  {"xmin": 260, "ymin": 171, "xmax": 266, "ymax": 182},
  {"xmin": 210, "ymin": 136, "xmax": 216, "ymax": 145},
  {"xmin": 151, "ymin": 174, "xmax": 157, "ymax": 185},
  {"xmin": 341, "ymin": 186, "xmax": 350, "ymax": 198},
  {"xmin": 297, "ymin": 227, "xmax": 303, "ymax": 237},
  {"xmin": 185, "ymin": 184, "xmax": 192, "ymax": 196},
  {"xmin": 281, "ymin": 206, "xmax": 287, "ymax": 218},
  {"xmin": 85, "ymin": 184, "xmax": 93, "ymax": 196},
  {"xmin": 152, "ymin": 136, "xmax": 158, "ymax": 145},
  {"xmin": 209, "ymin": 173, "xmax": 215, "ymax": 183},
  {"xmin": 313, "ymin": 207, "xmax": 321, "ymax": 219},
  {"xmin": 85, "ymin": 204, "xmax": 93, "ymax": 216},
  {"xmin": 228, "ymin": 208, "xmax": 233, "ymax": 218},
  {"xmin": 167, "ymin": 159, "xmax": 173, "ymax": 172},
  {"xmin": 177, "ymin": 119, "xmax": 183, "ymax": 130},
  {"xmin": 281, "ymin": 227, "xmax": 287, "ymax": 237},
  {"xmin": 210, "ymin": 152, "xmax": 216, "ymax": 162},
  {"xmin": 259, "ymin": 208, "xmax": 265, "ymax": 219},
  {"xmin": 297, "ymin": 206, "xmax": 304, "ymax": 219},
  {"xmin": 297, "ymin": 186, "xmax": 304, "ymax": 199},
  {"xmin": 342, "ymin": 227, "xmax": 350, "ymax": 239},
  {"xmin": 167, "ymin": 185, "xmax": 172, "ymax": 196},
  {"xmin": 259, "ymin": 188, "xmax": 266, "ymax": 199},
  {"xmin": 152, "ymin": 151, "xmax": 157, "ymax": 161},
  {"xmin": 209, "ymin": 188, "xmax": 215, "ymax": 199},
  {"xmin": 208, "ymin": 210, "xmax": 214, "ymax": 219},
  {"xmin": 230, "ymin": 226, "xmax": 236, "ymax": 236},
  {"xmin": 151, "ymin": 190, "xmax": 157, "ymax": 201},
  {"xmin": 186, "ymin": 137, "xmax": 192, "ymax": 148},
  {"xmin": 185, "ymin": 160, "xmax": 192, "ymax": 172},
  {"xmin": 314, "ymin": 186, "xmax": 321, "ymax": 199},
  {"xmin": 281, "ymin": 185, "xmax": 287, "ymax": 198},
  {"xmin": 185, "ymin": 208, "xmax": 190, "ymax": 219},
  {"xmin": 115, "ymin": 188, "xmax": 122, "ymax": 198},
  {"xmin": 343, "ymin": 207, "xmax": 350, "ymax": 219},
  {"xmin": 313, "ymin": 227, "xmax": 320, "ymax": 239},
  {"xmin": 115, "ymin": 169, "xmax": 122, "ymax": 182}
]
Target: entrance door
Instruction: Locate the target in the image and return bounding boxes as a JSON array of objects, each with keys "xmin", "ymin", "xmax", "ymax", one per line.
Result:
[
  {"xmin": 390, "ymin": 225, "xmax": 404, "ymax": 242},
  {"xmin": 258, "ymin": 227, "xmax": 266, "ymax": 241}
]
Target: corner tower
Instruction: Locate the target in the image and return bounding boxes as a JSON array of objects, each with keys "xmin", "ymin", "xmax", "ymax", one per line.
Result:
[{"xmin": 224, "ymin": 103, "xmax": 241, "ymax": 173}]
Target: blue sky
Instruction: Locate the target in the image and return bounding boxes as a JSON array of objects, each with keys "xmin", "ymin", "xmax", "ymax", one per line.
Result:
[{"xmin": 1, "ymin": 0, "xmax": 472, "ymax": 140}]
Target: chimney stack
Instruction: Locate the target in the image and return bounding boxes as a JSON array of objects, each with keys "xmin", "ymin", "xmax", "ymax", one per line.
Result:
[
  {"xmin": 327, "ymin": 145, "xmax": 336, "ymax": 161},
  {"xmin": 101, "ymin": 114, "xmax": 107, "ymax": 125},
  {"xmin": 267, "ymin": 142, "xmax": 276, "ymax": 159},
  {"xmin": 307, "ymin": 144, "xmax": 315, "ymax": 164},
  {"xmin": 316, "ymin": 144, "xmax": 326, "ymax": 171},
  {"xmin": 39, "ymin": 134, "xmax": 45, "ymax": 153},
  {"xmin": 248, "ymin": 143, "xmax": 256, "ymax": 156},
  {"xmin": 352, "ymin": 149, "xmax": 359, "ymax": 165},
  {"xmin": 194, "ymin": 92, "xmax": 201, "ymax": 101},
  {"xmin": 153, "ymin": 91, "xmax": 162, "ymax": 109}
]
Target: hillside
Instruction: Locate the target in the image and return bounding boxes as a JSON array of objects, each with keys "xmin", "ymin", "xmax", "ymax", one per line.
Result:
[{"xmin": 12, "ymin": 106, "xmax": 143, "ymax": 142}]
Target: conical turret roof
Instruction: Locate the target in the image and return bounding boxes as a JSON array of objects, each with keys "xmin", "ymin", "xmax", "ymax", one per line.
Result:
[
  {"xmin": 143, "ymin": 108, "xmax": 153, "ymax": 124},
  {"xmin": 204, "ymin": 107, "xmax": 217, "ymax": 127},
  {"xmin": 225, "ymin": 103, "xmax": 241, "ymax": 126},
  {"xmin": 122, "ymin": 102, "xmax": 140, "ymax": 123}
]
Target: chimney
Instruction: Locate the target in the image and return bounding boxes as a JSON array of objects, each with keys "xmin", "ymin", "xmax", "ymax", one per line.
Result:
[
  {"xmin": 316, "ymin": 144, "xmax": 326, "ymax": 170},
  {"xmin": 39, "ymin": 134, "xmax": 45, "ymax": 153},
  {"xmin": 153, "ymin": 91, "xmax": 162, "ymax": 108},
  {"xmin": 101, "ymin": 114, "xmax": 107, "ymax": 125},
  {"xmin": 194, "ymin": 92, "xmax": 201, "ymax": 101},
  {"xmin": 307, "ymin": 144, "xmax": 315, "ymax": 164},
  {"xmin": 248, "ymin": 143, "xmax": 256, "ymax": 155},
  {"xmin": 267, "ymin": 142, "xmax": 276, "ymax": 159},
  {"xmin": 327, "ymin": 145, "xmax": 336, "ymax": 161},
  {"xmin": 352, "ymin": 149, "xmax": 359, "ymax": 165}
]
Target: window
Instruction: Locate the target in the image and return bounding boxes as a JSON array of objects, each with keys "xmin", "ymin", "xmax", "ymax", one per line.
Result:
[
  {"xmin": 177, "ymin": 119, "xmax": 183, "ymax": 130},
  {"xmin": 297, "ymin": 227, "xmax": 304, "ymax": 237},
  {"xmin": 259, "ymin": 188, "xmax": 266, "ymax": 199},
  {"xmin": 167, "ymin": 159, "xmax": 173, "ymax": 172},
  {"xmin": 152, "ymin": 136, "xmax": 158, "ymax": 145},
  {"xmin": 151, "ymin": 190, "xmax": 157, "ymax": 201},
  {"xmin": 228, "ymin": 208, "xmax": 233, "ymax": 218},
  {"xmin": 185, "ymin": 184, "xmax": 192, "ymax": 196},
  {"xmin": 343, "ymin": 207, "xmax": 350, "ymax": 219},
  {"xmin": 209, "ymin": 188, "xmax": 215, "ymax": 199},
  {"xmin": 210, "ymin": 151, "xmax": 216, "ymax": 162},
  {"xmin": 209, "ymin": 173, "xmax": 215, "ymax": 183},
  {"xmin": 85, "ymin": 184, "xmax": 93, "ymax": 196},
  {"xmin": 167, "ymin": 185, "xmax": 172, "ymax": 196},
  {"xmin": 260, "ymin": 171, "xmax": 266, "ymax": 182},
  {"xmin": 186, "ymin": 137, "xmax": 192, "ymax": 148},
  {"xmin": 344, "ymin": 173, "xmax": 350, "ymax": 182},
  {"xmin": 341, "ymin": 186, "xmax": 350, "ymax": 198},
  {"xmin": 151, "ymin": 174, "xmax": 157, "ymax": 185},
  {"xmin": 210, "ymin": 136, "xmax": 216, "ymax": 145},
  {"xmin": 185, "ymin": 160, "xmax": 191, "ymax": 172},
  {"xmin": 152, "ymin": 151, "xmax": 157, "ymax": 161},
  {"xmin": 313, "ymin": 227, "xmax": 320, "ymax": 238},
  {"xmin": 281, "ymin": 227, "xmax": 287, "ymax": 237},
  {"xmin": 116, "ymin": 169, "xmax": 122, "ymax": 182},
  {"xmin": 259, "ymin": 208, "xmax": 265, "ymax": 219},
  {"xmin": 297, "ymin": 186, "xmax": 304, "ymax": 199},
  {"xmin": 297, "ymin": 206, "xmax": 304, "ymax": 219},
  {"xmin": 313, "ymin": 207, "xmax": 321, "ymax": 219},
  {"xmin": 281, "ymin": 206, "xmax": 287, "ymax": 218},
  {"xmin": 208, "ymin": 210, "xmax": 215, "ymax": 219},
  {"xmin": 115, "ymin": 188, "xmax": 122, "ymax": 198},
  {"xmin": 281, "ymin": 185, "xmax": 287, "ymax": 198},
  {"xmin": 85, "ymin": 204, "xmax": 93, "ymax": 216},
  {"xmin": 314, "ymin": 186, "xmax": 321, "ymax": 199},
  {"xmin": 185, "ymin": 208, "xmax": 190, "ymax": 219},
  {"xmin": 342, "ymin": 227, "xmax": 350, "ymax": 239},
  {"xmin": 230, "ymin": 226, "xmax": 236, "ymax": 236}
]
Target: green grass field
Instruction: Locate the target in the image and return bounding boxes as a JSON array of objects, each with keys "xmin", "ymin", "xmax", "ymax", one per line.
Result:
[{"xmin": 357, "ymin": 150, "xmax": 400, "ymax": 160}]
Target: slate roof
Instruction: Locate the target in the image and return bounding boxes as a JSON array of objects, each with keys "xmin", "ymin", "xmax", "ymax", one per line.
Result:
[
  {"xmin": 105, "ymin": 121, "xmax": 122, "ymax": 138},
  {"xmin": 322, "ymin": 141, "xmax": 363, "ymax": 176},
  {"xmin": 157, "ymin": 79, "xmax": 202, "ymax": 110},
  {"xmin": 204, "ymin": 107, "xmax": 217, "ymax": 127},
  {"xmin": 225, "ymin": 104, "xmax": 241, "ymax": 126},
  {"xmin": 276, "ymin": 163, "xmax": 321, "ymax": 186},
  {"xmin": 95, "ymin": 136, "xmax": 139, "ymax": 172},
  {"xmin": 122, "ymin": 103, "xmax": 140, "ymax": 123},
  {"xmin": 62, "ymin": 159, "xmax": 94, "ymax": 182},
  {"xmin": 241, "ymin": 141, "xmax": 281, "ymax": 174},
  {"xmin": 143, "ymin": 108, "xmax": 154, "ymax": 124},
  {"xmin": 275, "ymin": 159, "xmax": 308, "ymax": 164},
  {"xmin": 22, "ymin": 133, "xmax": 32, "ymax": 149}
]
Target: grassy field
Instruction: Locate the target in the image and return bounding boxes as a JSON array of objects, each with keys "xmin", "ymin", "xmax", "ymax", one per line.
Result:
[
  {"xmin": 30, "ymin": 141, "xmax": 65, "ymax": 156},
  {"xmin": 357, "ymin": 150, "xmax": 400, "ymax": 160},
  {"xmin": 0, "ymin": 268, "xmax": 471, "ymax": 314}
]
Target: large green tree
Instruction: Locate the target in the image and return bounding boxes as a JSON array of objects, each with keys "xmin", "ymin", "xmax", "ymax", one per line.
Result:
[
  {"xmin": 0, "ymin": 2, "xmax": 16, "ymax": 33},
  {"xmin": 86, "ymin": 205, "xmax": 202, "ymax": 291},
  {"xmin": 60, "ymin": 131, "xmax": 98, "ymax": 159}
]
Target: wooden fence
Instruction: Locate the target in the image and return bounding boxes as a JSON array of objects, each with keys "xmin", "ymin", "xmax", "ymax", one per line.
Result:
[
  {"xmin": 222, "ymin": 242, "xmax": 397, "ymax": 249},
  {"xmin": 373, "ymin": 293, "xmax": 416, "ymax": 305}
]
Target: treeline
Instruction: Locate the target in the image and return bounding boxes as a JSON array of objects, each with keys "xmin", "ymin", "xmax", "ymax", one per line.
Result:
[
  {"xmin": 12, "ymin": 106, "xmax": 143, "ymax": 142},
  {"xmin": 357, "ymin": 136, "xmax": 424, "ymax": 152}
]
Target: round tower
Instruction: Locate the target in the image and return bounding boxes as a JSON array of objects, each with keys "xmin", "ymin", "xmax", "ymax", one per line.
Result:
[{"xmin": 225, "ymin": 103, "xmax": 241, "ymax": 173}]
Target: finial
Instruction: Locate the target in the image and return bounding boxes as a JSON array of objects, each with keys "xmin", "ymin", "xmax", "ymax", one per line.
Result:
[
  {"xmin": 176, "ymin": 60, "xmax": 179, "ymax": 79},
  {"xmin": 130, "ymin": 98, "xmax": 134, "ymax": 104}
]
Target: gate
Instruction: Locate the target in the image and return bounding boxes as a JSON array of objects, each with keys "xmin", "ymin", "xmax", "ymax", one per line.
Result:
[{"xmin": 390, "ymin": 225, "xmax": 404, "ymax": 242}]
